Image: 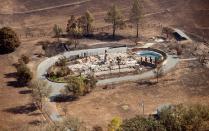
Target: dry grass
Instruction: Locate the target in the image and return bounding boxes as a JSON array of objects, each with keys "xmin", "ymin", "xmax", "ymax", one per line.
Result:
[
  {"xmin": 0, "ymin": 0, "xmax": 208, "ymax": 40},
  {"xmin": 0, "ymin": 37, "xmax": 48, "ymax": 131},
  {"xmin": 0, "ymin": 0, "xmax": 209, "ymax": 130},
  {"xmin": 57, "ymin": 60, "xmax": 209, "ymax": 129}
]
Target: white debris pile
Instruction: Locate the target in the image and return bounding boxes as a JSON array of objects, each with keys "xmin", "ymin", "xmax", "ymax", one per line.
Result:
[
  {"xmin": 155, "ymin": 38, "xmax": 164, "ymax": 43},
  {"xmin": 142, "ymin": 43, "xmax": 155, "ymax": 48},
  {"xmin": 68, "ymin": 53, "xmax": 139, "ymax": 76},
  {"xmin": 152, "ymin": 36, "xmax": 165, "ymax": 43}
]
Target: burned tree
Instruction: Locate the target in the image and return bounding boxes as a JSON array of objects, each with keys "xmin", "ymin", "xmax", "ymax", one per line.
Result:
[{"xmin": 153, "ymin": 66, "xmax": 164, "ymax": 83}]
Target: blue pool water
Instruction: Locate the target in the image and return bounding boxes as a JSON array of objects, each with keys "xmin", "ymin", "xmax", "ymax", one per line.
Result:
[{"xmin": 136, "ymin": 50, "xmax": 162, "ymax": 60}]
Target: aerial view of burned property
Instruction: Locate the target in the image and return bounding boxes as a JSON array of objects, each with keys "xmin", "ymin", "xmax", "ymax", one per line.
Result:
[{"xmin": 0, "ymin": 0, "xmax": 209, "ymax": 130}]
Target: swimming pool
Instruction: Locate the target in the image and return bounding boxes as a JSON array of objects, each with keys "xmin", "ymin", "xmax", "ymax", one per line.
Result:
[{"xmin": 136, "ymin": 50, "xmax": 163, "ymax": 60}]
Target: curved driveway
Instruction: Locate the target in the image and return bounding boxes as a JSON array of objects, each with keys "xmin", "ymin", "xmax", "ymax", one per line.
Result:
[{"xmin": 36, "ymin": 46, "xmax": 179, "ymax": 121}]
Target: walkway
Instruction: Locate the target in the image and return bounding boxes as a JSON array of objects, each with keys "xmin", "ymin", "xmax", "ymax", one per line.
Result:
[{"xmin": 36, "ymin": 44, "xmax": 179, "ymax": 122}]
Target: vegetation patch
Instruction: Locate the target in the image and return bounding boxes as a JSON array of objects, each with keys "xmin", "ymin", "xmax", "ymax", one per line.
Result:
[
  {"xmin": 47, "ymin": 56, "xmax": 74, "ymax": 83},
  {"xmin": 63, "ymin": 75, "xmax": 97, "ymax": 99},
  {"xmin": 121, "ymin": 104, "xmax": 209, "ymax": 131},
  {"xmin": 0, "ymin": 27, "xmax": 20, "ymax": 53}
]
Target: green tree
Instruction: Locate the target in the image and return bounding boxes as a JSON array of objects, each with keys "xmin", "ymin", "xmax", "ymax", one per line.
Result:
[
  {"xmin": 66, "ymin": 15, "xmax": 83, "ymax": 38},
  {"xmin": 108, "ymin": 117, "xmax": 122, "ymax": 131},
  {"xmin": 72, "ymin": 40, "xmax": 79, "ymax": 49},
  {"xmin": 66, "ymin": 15, "xmax": 76, "ymax": 32},
  {"xmin": 0, "ymin": 27, "xmax": 20, "ymax": 53},
  {"xmin": 53, "ymin": 24, "xmax": 63, "ymax": 39},
  {"xmin": 105, "ymin": 5, "xmax": 125, "ymax": 38},
  {"xmin": 29, "ymin": 80, "xmax": 51, "ymax": 111},
  {"xmin": 78, "ymin": 10, "xmax": 94, "ymax": 36},
  {"xmin": 122, "ymin": 116, "xmax": 165, "ymax": 131},
  {"xmin": 62, "ymin": 116, "xmax": 82, "ymax": 131},
  {"xmin": 71, "ymin": 26, "xmax": 83, "ymax": 38},
  {"xmin": 130, "ymin": 0, "xmax": 142, "ymax": 38},
  {"xmin": 83, "ymin": 75, "xmax": 97, "ymax": 93},
  {"xmin": 158, "ymin": 104, "xmax": 209, "ymax": 131},
  {"xmin": 55, "ymin": 56, "xmax": 68, "ymax": 67},
  {"xmin": 64, "ymin": 76, "xmax": 86, "ymax": 98},
  {"xmin": 16, "ymin": 63, "xmax": 33, "ymax": 86},
  {"xmin": 29, "ymin": 80, "xmax": 51, "ymax": 130},
  {"xmin": 64, "ymin": 75, "xmax": 97, "ymax": 98},
  {"xmin": 65, "ymin": 40, "xmax": 80, "ymax": 49},
  {"xmin": 84, "ymin": 10, "xmax": 94, "ymax": 36},
  {"xmin": 18, "ymin": 54, "xmax": 30, "ymax": 64}
]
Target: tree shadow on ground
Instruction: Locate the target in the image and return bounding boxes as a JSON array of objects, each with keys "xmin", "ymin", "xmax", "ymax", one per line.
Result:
[
  {"xmin": 86, "ymin": 33, "xmax": 126, "ymax": 41},
  {"xmin": 6, "ymin": 80, "xmax": 27, "ymax": 88},
  {"xmin": 0, "ymin": 49, "xmax": 14, "ymax": 55},
  {"xmin": 4, "ymin": 72, "xmax": 27, "ymax": 88},
  {"xmin": 28, "ymin": 112, "xmax": 42, "ymax": 116},
  {"xmin": 4, "ymin": 72, "xmax": 17, "ymax": 78},
  {"xmin": 19, "ymin": 89, "xmax": 32, "ymax": 94},
  {"xmin": 136, "ymin": 80, "xmax": 157, "ymax": 86},
  {"xmin": 51, "ymin": 95, "xmax": 77, "ymax": 103},
  {"xmin": 63, "ymin": 32, "xmax": 126, "ymax": 42},
  {"xmin": 5, "ymin": 72, "xmax": 20, "ymax": 88},
  {"xmin": 28, "ymin": 120, "xmax": 42, "ymax": 126},
  {"xmin": 4, "ymin": 103, "xmax": 37, "ymax": 114}
]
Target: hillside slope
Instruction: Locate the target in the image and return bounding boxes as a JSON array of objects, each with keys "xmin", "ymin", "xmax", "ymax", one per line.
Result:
[{"xmin": 0, "ymin": 0, "xmax": 208, "ymax": 39}]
